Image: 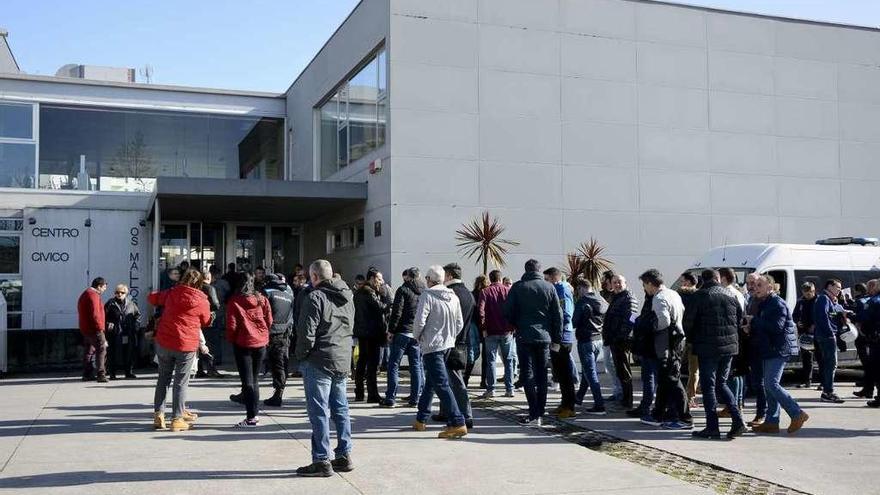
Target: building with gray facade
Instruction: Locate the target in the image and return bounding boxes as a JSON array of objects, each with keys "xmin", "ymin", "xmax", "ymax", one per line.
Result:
[{"xmin": 2, "ymin": 0, "xmax": 880, "ymax": 369}]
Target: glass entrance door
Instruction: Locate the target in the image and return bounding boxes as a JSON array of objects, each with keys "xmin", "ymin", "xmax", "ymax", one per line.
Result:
[
  {"xmin": 234, "ymin": 226, "xmax": 267, "ymax": 273},
  {"xmin": 271, "ymin": 226, "xmax": 301, "ymax": 277}
]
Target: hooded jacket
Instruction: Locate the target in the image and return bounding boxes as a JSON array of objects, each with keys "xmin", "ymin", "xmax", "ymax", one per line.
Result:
[
  {"xmin": 148, "ymin": 285, "xmax": 212, "ymax": 353},
  {"xmin": 353, "ymin": 285, "xmax": 390, "ymax": 339},
  {"xmin": 295, "ymin": 278, "xmax": 355, "ymax": 375},
  {"xmin": 388, "ymin": 278, "xmax": 426, "ymax": 336},
  {"xmin": 104, "ymin": 296, "xmax": 140, "ymax": 335},
  {"xmin": 751, "ymin": 293, "xmax": 799, "ymax": 359},
  {"xmin": 503, "ymin": 271, "xmax": 563, "ymax": 344},
  {"xmin": 413, "ymin": 284, "xmax": 463, "ymax": 355},
  {"xmin": 573, "ymin": 292, "xmax": 607, "ymax": 342},
  {"xmin": 684, "ymin": 281, "xmax": 741, "ymax": 358},
  {"xmin": 262, "ymin": 278, "xmax": 295, "ymax": 337},
  {"xmin": 553, "ymin": 281, "xmax": 575, "ymax": 344},
  {"xmin": 226, "ymin": 293, "xmax": 273, "ymax": 349},
  {"xmin": 650, "ymin": 287, "xmax": 686, "ymax": 361},
  {"xmin": 603, "ymin": 289, "xmax": 639, "ymax": 344}
]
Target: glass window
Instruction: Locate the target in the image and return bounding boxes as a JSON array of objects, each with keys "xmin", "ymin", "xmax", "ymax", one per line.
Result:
[
  {"xmin": 317, "ymin": 47, "xmax": 386, "ymax": 179},
  {"xmin": 0, "ymin": 103, "xmax": 33, "ymax": 139},
  {"xmin": 0, "ymin": 235, "xmax": 20, "ymax": 273},
  {"xmin": 0, "ymin": 143, "xmax": 36, "ymax": 188},
  {"xmin": 38, "ymin": 105, "xmax": 284, "ymax": 192},
  {"xmin": 0, "ymin": 277, "xmax": 22, "ymax": 329}
]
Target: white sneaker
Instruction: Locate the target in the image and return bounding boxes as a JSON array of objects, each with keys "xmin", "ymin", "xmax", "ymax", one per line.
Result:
[
  {"xmin": 478, "ymin": 390, "xmax": 495, "ymax": 399},
  {"xmin": 529, "ymin": 417, "xmax": 543, "ymax": 427},
  {"xmin": 504, "ymin": 390, "xmax": 515, "ymax": 398}
]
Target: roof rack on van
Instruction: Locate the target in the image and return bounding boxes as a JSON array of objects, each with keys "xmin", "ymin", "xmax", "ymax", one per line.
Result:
[{"xmin": 815, "ymin": 237, "xmax": 880, "ymax": 246}]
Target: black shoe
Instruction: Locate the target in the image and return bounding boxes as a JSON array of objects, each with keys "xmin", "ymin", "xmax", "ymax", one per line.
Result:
[
  {"xmin": 195, "ymin": 371, "xmax": 208, "ymax": 378},
  {"xmin": 296, "ymin": 461, "xmax": 334, "ymax": 477},
  {"xmin": 82, "ymin": 374, "xmax": 95, "ymax": 382},
  {"xmin": 378, "ymin": 399, "xmax": 395, "ymax": 408},
  {"xmin": 208, "ymin": 370, "xmax": 224, "ymax": 378},
  {"xmin": 691, "ymin": 429, "xmax": 721, "ymax": 439},
  {"xmin": 465, "ymin": 418, "xmax": 474, "ymax": 429},
  {"xmin": 586, "ymin": 405, "xmax": 607, "ymax": 415},
  {"xmin": 330, "ymin": 454, "xmax": 354, "ymax": 473},
  {"xmin": 431, "ymin": 414, "xmax": 448, "ymax": 423},
  {"xmin": 727, "ymin": 422, "xmax": 747, "ymax": 439},
  {"xmin": 625, "ymin": 407, "xmax": 644, "ymax": 418},
  {"xmin": 367, "ymin": 396, "xmax": 382, "ymax": 404},
  {"xmin": 867, "ymin": 399, "xmax": 880, "ymax": 408},
  {"xmin": 263, "ymin": 394, "xmax": 283, "ymax": 407},
  {"xmin": 853, "ymin": 389, "xmax": 874, "ymax": 399},
  {"xmin": 96, "ymin": 375, "xmax": 109, "ymax": 383},
  {"xmin": 230, "ymin": 393, "xmax": 244, "ymax": 404},
  {"xmin": 125, "ymin": 373, "xmax": 137, "ymax": 379},
  {"xmin": 820, "ymin": 393, "xmax": 845, "ymax": 404}
]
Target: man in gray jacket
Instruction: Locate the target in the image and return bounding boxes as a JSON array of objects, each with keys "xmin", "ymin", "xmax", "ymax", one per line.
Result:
[
  {"xmin": 412, "ymin": 265, "xmax": 468, "ymax": 439},
  {"xmin": 295, "ymin": 260, "xmax": 356, "ymax": 477}
]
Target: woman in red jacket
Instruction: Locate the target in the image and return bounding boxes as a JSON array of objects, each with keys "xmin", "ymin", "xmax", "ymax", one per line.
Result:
[
  {"xmin": 227, "ymin": 271, "xmax": 272, "ymax": 427},
  {"xmin": 148, "ymin": 269, "xmax": 212, "ymax": 432}
]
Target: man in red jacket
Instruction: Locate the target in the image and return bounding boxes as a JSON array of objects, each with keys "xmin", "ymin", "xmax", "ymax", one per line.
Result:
[{"xmin": 78, "ymin": 277, "xmax": 108, "ymax": 382}]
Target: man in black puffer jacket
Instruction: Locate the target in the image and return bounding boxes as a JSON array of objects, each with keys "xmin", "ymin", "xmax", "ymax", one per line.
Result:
[
  {"xmin": 380, "ymin": 267, "xmax": 426, "ymax": 407},
  {"xmin": 603, "ymin": 274, "xmax": 639, "ymax": 409},
  {"xmin": 262, "ymin": 273, "xmax": 295, "ymax": 407},
  {"xmin": 685, "ymin": 269, "xmax": 745, "ymax": 440}
]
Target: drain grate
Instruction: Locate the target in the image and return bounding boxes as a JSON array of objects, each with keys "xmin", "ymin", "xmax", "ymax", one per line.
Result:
[{"xmin": 471, "ymin": 396, "xmax": 810, "ymax": 495}]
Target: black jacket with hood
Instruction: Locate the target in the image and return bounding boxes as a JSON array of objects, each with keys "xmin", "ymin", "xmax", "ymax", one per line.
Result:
[
  {"xmin": 602, "ymin": 289, "xmax": 639, "ymax": 344},
  {"xmin": 684, "ymin": 281, "xmax": 742, "ymax": 358},
  {"xmin": 388, "ymin": 278, "xmax": 427, "ymax": 335},
  {"xmin": 353, "ymin": 285, "xmax": 390, "ymax": 339},
  {"xmin": 262, "ymin": 275, "xmax": 296, "ymax": 337},
  {"xmin": 295, "ymin": 278, "xmax": 355, "ymax": 375},
  {"xmin": 503, "ymin": 271, "xmax": 563, "ymax": 344}
]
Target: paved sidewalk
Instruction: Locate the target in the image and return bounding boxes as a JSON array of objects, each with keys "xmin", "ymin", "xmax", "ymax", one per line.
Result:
[{"xmin": 0, "ymin": 373, "xmax": 711, "ymax": 495}]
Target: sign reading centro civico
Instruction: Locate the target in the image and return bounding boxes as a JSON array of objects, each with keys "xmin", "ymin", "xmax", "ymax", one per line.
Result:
[{"xmin": 21, "ymin": 208, "xmax": 149, "ymax": 330}]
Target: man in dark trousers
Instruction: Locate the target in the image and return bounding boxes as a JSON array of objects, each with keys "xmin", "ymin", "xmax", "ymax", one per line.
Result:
[
  {"xmin": 603, "ymin": 274, "xmax": 639, "ymax": 409},
  {"xmin": 440, "ymin": 263, "xmax": 475, "ymax": 429},
  {"xmin": 262, "ymin": 273, "xmax": 295, "ymax": 407},
  {"xmin": 78, "ymin": 277, "xmax": 109, "ymax": 382},
  {"xmin": 685, "ymin": 269, "xmax": 746, "ymax": 440},
  {"xmin": 353, "ymin": 269, "xmax": 390, "ymax": 402},
  {"xmin": 504, "ymin": 259, "xmax": 563, "ymax": 426}
]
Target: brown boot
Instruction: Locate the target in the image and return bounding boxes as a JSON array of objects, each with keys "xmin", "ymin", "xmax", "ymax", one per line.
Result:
[
  {"xmin": 412, "ymin": 421, "xmax": 427, "ymax": 431},
  {"xmin": 153, "ymin": 412, "xmax": 167, "ymax": 430},
  {"xmin": 170, "ymin": 417, "xmax": 191, "ymax": 432},
  {"xmin": 747, "ymin": 415, "xmax": 765, "ymax": 427},
  {"xmin": 557, "ymin": 408, "xmax": 578, "ymax": 419},
  {"xmin": 787, "ymin": 412, "xmax": 809, "ymax": 434},
  {"xmin": 182, "ymin": 410, "xmax": 198, "ymax": 423},
  {"xmin": 438, "ymin": 425, "xmax": 468, "ymax": 439},
  {"xmin": 717, "ymin": 407, "xmax": 731, "ymax": 418},
  {"xmin": 751, "ymin": 422, "xmax": 780, "ymax": 434}
]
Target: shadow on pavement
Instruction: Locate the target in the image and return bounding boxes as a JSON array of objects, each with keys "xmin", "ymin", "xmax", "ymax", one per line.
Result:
[{"xmin": 0, "ymin": 469, "xmax": 298, "ymax": 488}]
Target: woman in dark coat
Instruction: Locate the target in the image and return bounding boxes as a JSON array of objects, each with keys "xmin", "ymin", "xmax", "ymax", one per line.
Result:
[{"xmin": 104, "ymin": 284, "xmax": 141, "ymax": 380}]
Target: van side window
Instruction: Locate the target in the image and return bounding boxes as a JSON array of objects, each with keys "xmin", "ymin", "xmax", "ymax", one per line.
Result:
[
  {"xmin": 767, "ymin": 270, "xmax": 787, "ymax": 300},
  {"xmin": 794, "ymin": 270, "xmax": 855, "ymax": 292}
]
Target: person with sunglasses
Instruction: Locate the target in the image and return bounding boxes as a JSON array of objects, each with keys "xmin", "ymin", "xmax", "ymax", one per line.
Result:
[{"xmin": 104, "ymin": 284, "xmax": 141, "ymax": 379}]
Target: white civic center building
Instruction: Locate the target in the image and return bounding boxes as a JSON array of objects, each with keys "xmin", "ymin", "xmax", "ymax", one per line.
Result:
[{"xmin": 2, "ymin": 0, "xmax": 880, "ymax": 369}]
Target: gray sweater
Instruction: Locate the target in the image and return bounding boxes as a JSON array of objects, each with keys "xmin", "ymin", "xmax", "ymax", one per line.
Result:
[{"xmin": 413, "ymin": 285, "xmax": 463, "ymax": 355}]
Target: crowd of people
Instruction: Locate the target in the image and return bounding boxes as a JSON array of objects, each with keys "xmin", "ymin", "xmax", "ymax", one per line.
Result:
[{"xmin": 74, "ymin": 255, "xmax": 880, "ymax": 477}]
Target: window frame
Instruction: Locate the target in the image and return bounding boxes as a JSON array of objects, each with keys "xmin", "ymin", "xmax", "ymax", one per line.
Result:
[
  {"xmin": 0, "ymin": 217, "xmax": 23, "ymax": 329},
  {"xmin": 0, "ymin": 101, "xmax": 39, "ymax": 189}
]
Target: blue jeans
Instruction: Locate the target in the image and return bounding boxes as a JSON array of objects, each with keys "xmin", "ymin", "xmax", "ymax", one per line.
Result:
[
  {"xmin": 517, "ymin": 342, "xmax": 550, "ymax": 420},
  {"xmin": 417, "ymin": 351, "xmax": 465, "ymax": 426},
  {"xmin": 698, "ymin": 354, "xmax": 742, "ymax": 432},
  {"xmin": 639, "ymin": 356, "xmax": 660, "ymax": 412},
  {"xmin": 485, "ymin": 334, "xmax": 516, "ymax": 392},
  {"xmin": 748, "ymin": 356, "xmax": 767, "ymax": 417},
  {"xmin": 576, "ymin": 340, "xmax": 604, "ymax": 407},
  {"xmin": 300, "ymin": 361, "xmax": 352, "ymax": 463},
  {"xmin": 385, "ymin": 333, "xmax": 424, "ymax": 404},
  {"xmin": 603, "ymin": 345, "xmax": 623, "ymax": 397},
  {"xmin": 763, "ymin": 356, "xmax": 803, "ymax": 424},
  {"xmin": 467, "ymin": 322, "xmax": 481, "ymax": 365},
  {"xmin": 727, "ymin": 375, "xmax": 744, "ymax": 407},
  {"xmin": 816, "ymin": 337, "xmax": 838, "ymax": 394}
]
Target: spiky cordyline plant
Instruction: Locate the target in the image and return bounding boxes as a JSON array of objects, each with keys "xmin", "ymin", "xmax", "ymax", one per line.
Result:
[
  {"xmin": 577, "ymin": 237, "xmax": 614, "ymax": 287},
  {"xmin": 455, "ymin": 211, "xmax": 520, "ymax": 275},
  {"xmin": 564, "ymin": 252, "xmax": 586, "ymax": 280}
]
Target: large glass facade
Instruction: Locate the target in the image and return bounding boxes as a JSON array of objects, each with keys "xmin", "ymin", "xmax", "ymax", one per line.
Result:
[
  {"xmin": 318, "ymin": 47, "xmax": 387, "ymax": 179},
  {"xmin": 0, "ymin": 102, "xmax": 37, "ymax": 188},
  {"xmin": 37, "ymin": 105, "xmax": 284, "ymax": 192}
]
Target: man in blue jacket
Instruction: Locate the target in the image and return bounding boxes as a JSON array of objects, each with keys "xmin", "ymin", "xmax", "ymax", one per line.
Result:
[
  {"xmin": 812, "ymin": 279, "xmax": 846, "ymax": 404},
  {"xmin": 504, "ymin": 259, "xmax": 563, "ymax": 426},
  {"xmin": 544, "ymin": 267, "xmax": 577, "ymax": 419}
]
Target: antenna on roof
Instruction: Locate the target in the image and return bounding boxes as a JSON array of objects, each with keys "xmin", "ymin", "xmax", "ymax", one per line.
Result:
[
  {"xmin": 139, "ymin": 64, "xmax": 153, "ymax": 84},
  {"xmin": 721, "ymin": 236, "xmax": 727, "ymax": 262}
]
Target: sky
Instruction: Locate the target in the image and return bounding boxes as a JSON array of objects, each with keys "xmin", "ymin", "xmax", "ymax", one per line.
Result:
[{"xmin": 2, "ymin": 0, "xmax": 879, "ymax": 93}]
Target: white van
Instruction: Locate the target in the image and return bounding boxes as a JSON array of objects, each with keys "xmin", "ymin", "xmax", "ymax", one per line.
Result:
[
  {"xmin": 681, "ymin": 237, "xmax": 880, "ymax": 368},
  {"xmin": 683, "ymin": 238, "xmax": 880, "ymax": 308}
]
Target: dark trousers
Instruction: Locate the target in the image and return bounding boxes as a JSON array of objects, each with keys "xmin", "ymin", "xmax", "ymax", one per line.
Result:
[
  {"xmin": 799, "ymin": 348, "xmax": 815, "ymax": 384},
  {"xmin": 610, "ymin": 341, "xmax": 634, "ymax": 408},
  {"xmin": 355, "ymin": 337, "xmax": 381, "ymax": 400},
  {"xmin": 82, "ymin": 332, "xmax": 107, "ymax": 379},
  {"xmin": 107, "ymin": 330, "xmax": 136, "ymax": 377},
  {"xmin": 748, "ymin": 356, "xmax": 767, "ymax": 417},
  {"xmin": 866, "ymin": 342, "xmax": 880, "ymax": 395},
  {"xmin": 234, "ymin": 345, "xmax": 266, "ymax": 419},
  {"xmin": 655, "ymin": 354, "xmax": 688, "ymax": 422},
  {"xmin": 267, "ymin": 334, "xmax": 290, "ymax": 394},
  {"xmin": 550, "ymin": 343, "xmax": 576, "ymax": 410},
  {"xmin": 197, "ymin": 327, "xmax": 222, "ymax": 375},
  {"xmin": 517, "ymin": 342, "xmax": 550, "ymax": 420}
]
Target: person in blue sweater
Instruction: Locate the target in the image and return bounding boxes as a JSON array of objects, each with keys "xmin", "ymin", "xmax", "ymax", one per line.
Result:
[
  {"xmin": 747, "ymin": 274, "xmax": 809, "ymax": 434},
  {"xmin": 544, "ymin": 267, "xmax": 578, "ymax": 418},
  {"xmin": 812, "ymin": 279, "xmax": 846, "ymax": 404}
]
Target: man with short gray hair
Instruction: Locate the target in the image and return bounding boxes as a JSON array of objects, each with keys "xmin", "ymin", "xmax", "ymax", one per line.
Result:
[
  {"xmin": 295, "ymin": 259, "xmax": 357, "ymax": 477},
  {"xmin": 412, "ymin": 265, "xmax": 468, "ymax": 439}
]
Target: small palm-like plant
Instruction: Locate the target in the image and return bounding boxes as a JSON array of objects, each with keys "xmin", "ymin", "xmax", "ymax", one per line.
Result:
[
  {"xmin": 564, "ymin": 252, "xmax": 586, "ymax": 280},
  {"xmin": 578, "ymin": 237, "xmax": 614, "ymax": 287},
  {"xmin": 455, "ymin": 211, "xmax": 520, "ymax": 275}
]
